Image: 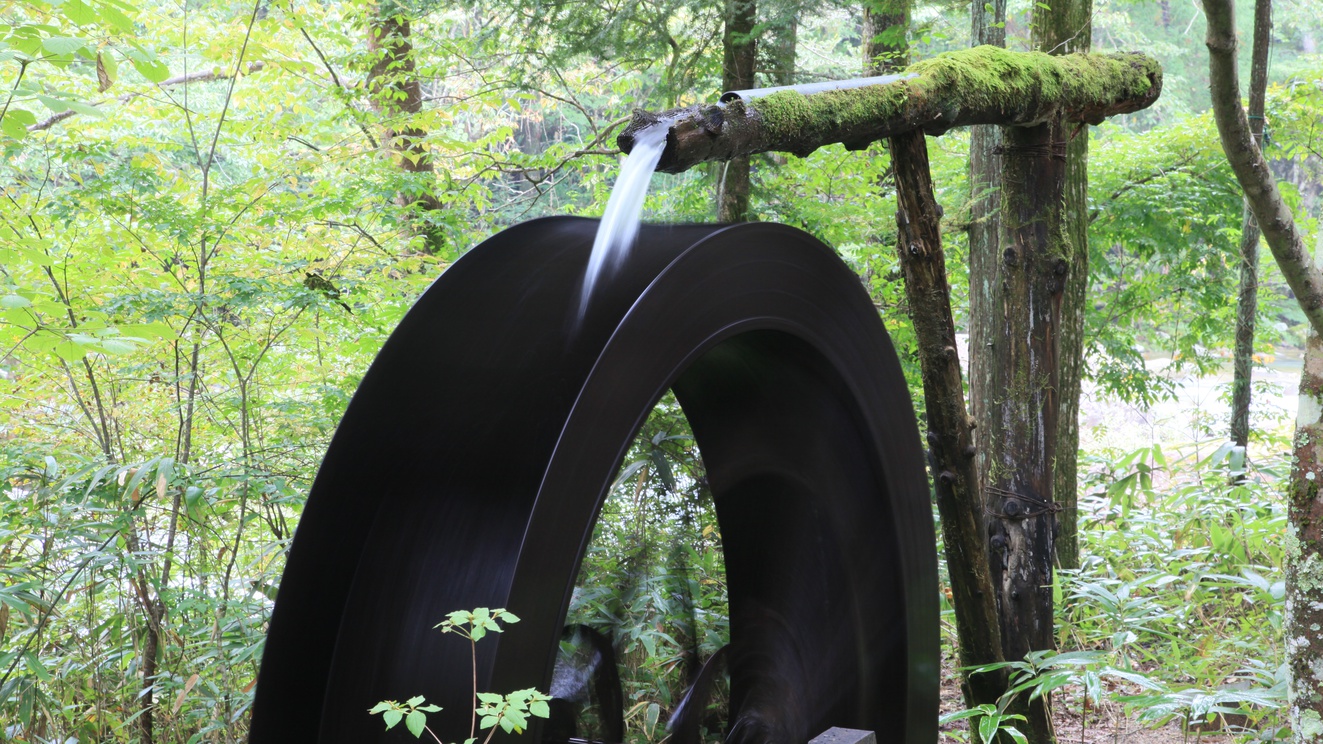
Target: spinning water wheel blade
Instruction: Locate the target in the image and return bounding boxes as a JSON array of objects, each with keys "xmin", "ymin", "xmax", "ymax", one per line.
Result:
[{"xmin": 249, "ymin": 217, "xmax": 939, "ymax": 744}]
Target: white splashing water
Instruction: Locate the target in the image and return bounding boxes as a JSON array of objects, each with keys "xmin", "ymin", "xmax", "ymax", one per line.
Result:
[{"xmin": 578, "ymin": 123, "xmax": 669, "ymax": 318}]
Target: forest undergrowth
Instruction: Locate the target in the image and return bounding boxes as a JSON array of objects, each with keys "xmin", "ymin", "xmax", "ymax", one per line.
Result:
[
  {"xmin": 558, "ymin": 400, "xmax": 1291, "ymax": 744},
  {"xmin": 940, "ymin": 434, "xmax": 1289, "ymax": 744},
  {"xmin": 0, "ymin": 387, "xmax": 1296, "ymax": 742}
]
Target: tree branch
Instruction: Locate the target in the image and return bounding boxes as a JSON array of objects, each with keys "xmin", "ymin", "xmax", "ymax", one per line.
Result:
[
  {"xmin": 1087, "ymin": 155, "xmax": 1202, "ymax": 223},
  {"xmin": 1203, "ymin": 0, "xmax": 1323, "ymax": 334},
  {"xmin": 620, "ymin": 46, "xmax": 1162, "ymax": 173},
  {"xmin": 28, "ymin": 62, "xmax": 266, "ymax": 132},
  {"xmin": 299, "ymin": 27, "xmax": 379, "ymax": 150}
]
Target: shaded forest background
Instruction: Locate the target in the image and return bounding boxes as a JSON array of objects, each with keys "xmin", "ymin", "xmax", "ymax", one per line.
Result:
[{"xmin": 0, "ymin": 0, "xmax": 1322, "ymax": 740}]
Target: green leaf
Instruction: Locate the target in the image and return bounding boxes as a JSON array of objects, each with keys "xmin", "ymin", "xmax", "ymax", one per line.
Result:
[
  {"xmin": 405, "ymin": 695, "xmax": 425, "ymax": 707},
  {"xmin": 119, "ymin": 461, "xmax": 156, "ymax": 502},
  {"xmin": 368, "ymin": 702, "xmax": 392, "ymax": 714},
  {"xmin": 37, "ymin": 94, "xmax": 70, "ymax": 113},
  {"xmin": 4, "ymin": 239, "xmax": 52, "ymax": 265},
  {"xmin": 2, "ymin": 111, "xmax": 30, "ymax": 140},
  {"xmin": 1102, "ymin": 668, "xmax": 1166, "ymax": 690},
  {"xmin": 99, "ymin": 338, "xmax": 137, "ymax": 354},
  {"xmin": 505, "ymin": 711, "xmax": 528, "ymax": 731},
  {"xmin": 476, "ymin": 692, "xmax": 503, "ymax": 704},
  {"xmin": 51, "ymin": 340, "xmax": 89, "ymax": 362},
  {"xmin": 65, "ymin": 99, "xmax": 104, "ymax": 117},
  {"xmin": 499, "ymin": 611, "xmax": 520, "ymax": 623},
  {"xmin": 63, "ymin": 0, "xmax": 99, "ymax": 26},
  {"xmin": 382, "ymin": 709, "xmax": 403, "ymax": 729},
  {"xmin": 405, "ymin": 710, "xmax": 426, "ymax": 738},
  {"xmin": 4, "ymin": 108, "xmax": 36, "ymax": 126},
  {"xmin": 529, "ymin": 699, "xmax": 549, "ymax": 718},
  {"xmin": 645, "ymin": 702, "xmax": 660, "ymax": 735},
  {"xmin": 130, "ymin": 54, "xmax": 169, "ymax": 83},
  {"xmin": 0, "ymin": 295, "xmax": 32, "ymax": 309},
  {"xmin": 95, "ymin": 2, "xmax": 136, "ymax": 32},
  {"xmin": 24, "ymin": 651, "xmax": 52, "ymax": 683},
  {"xmin": 940, "ymin": 704, "xmax": 997, "ymax": 724},
  {"xmin": 116, "ymin": 322, "xmax": 172, "ymax": 339},
  {"xmin": 6, "ymin": 33, "xmax": 43, "ymax": 58},
  {"xmin": 42, "ymin": 36, "xmax": 86, "ymax": 55}
]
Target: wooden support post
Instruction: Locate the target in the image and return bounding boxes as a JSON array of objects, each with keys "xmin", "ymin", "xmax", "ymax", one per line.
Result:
[
  {"xmin": 984, "ymin": 120, "xmax": 1067, "ymax": 744},
  {"xmin": 889, "ymin": 129, "xmax": 1007, "ymax": 709}
]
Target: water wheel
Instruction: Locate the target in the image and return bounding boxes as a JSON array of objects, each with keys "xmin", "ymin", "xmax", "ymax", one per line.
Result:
[{"xmin": 249, "ymin": 218, "xmax": 938, "ymax": 744}]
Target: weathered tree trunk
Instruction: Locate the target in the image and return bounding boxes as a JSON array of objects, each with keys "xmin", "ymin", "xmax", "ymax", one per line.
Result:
[
  {"xmin": 967, "ymin": 0, "xmax": 1006, "ymax": 519},
  {"xmin": 1204, "ymin": 0, "xmax": 1323, "ymax": 337},
  {"xmin": 140, "ymin": 598, "xmax": 163, "ymax": 744},
  {"xmin": 768, "ymin": 9, "xmax": 797, "ymax": 87},
  {"xmin": 1205, "ymin": 2, "xmax": 1323, "ymax": 738},
  {"xmin": 877, "ymin": 0, "xmax": 1009, "ymax": 714},
  {"xmin": 986, "ymin": 122, "xmax": 1064, "ymax": 744},
  {"xmin": 1230, "ymin": 0, "xmax": 1272, "ymax": 459},
  {"xmin": 1288, "ymin": 224, "xmax": 1323, "ymax": 744},
  {"xmin": 1289, "ymin": 274, "xmax": 1323, "ymax": 744},
  {"xmin": 620, "ymin": 48, "xmax": 1162, "ymax": 172},
  {"xmin": 718, "ymin": 0, "xmax": 757, "ymax": 222},
  {"xmin": 367, "ymin": 8, "xmax": 445, "ymax": 254},
  {"xmin": 863, "ymin": 0, "xmax": 909, "ymax": 73},
  {"xmin": 890, "ymin": 128, "xmax": 1010, "ymax": 712},
  {"xmin": 1034, "ymin": 0, "xmax": 1091, "ymax": 572}
]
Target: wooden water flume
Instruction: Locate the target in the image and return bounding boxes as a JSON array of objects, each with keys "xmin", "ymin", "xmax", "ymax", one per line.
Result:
[{"xmin": 619, "ymin": 46, "xmax": 1160, "ymax": 171}]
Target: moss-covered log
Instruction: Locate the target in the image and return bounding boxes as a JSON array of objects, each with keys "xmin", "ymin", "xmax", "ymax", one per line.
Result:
[{"xmin": 620, "ymin": 45, "xmax": 1161, "ymax": 173}]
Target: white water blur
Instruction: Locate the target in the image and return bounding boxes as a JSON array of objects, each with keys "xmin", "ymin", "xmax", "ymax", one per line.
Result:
[{"xmin": 578, "ymin": 123, "xmax": 670, "ymax": 318}]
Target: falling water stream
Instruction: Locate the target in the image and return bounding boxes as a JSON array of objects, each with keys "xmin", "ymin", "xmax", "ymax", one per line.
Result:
[{"xmin": 578, "ymin": 123, "xmax": 670, "ymax": 318}]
